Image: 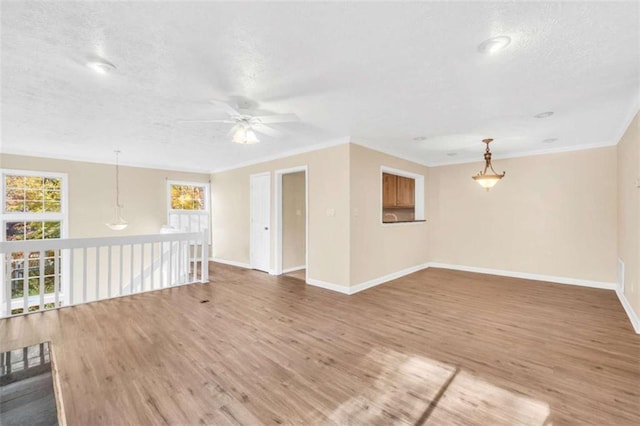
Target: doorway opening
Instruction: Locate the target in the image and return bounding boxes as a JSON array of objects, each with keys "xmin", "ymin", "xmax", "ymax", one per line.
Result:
[{"xmin": 275, "ymin": 166, "xmax": 308, "ymax": 281}]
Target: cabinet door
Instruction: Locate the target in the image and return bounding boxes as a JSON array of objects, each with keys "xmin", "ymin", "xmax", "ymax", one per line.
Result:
[
  {"xmin": 396, "ymin": 176, "xmax": 415, "ymax": 207},
  {"xmin": 382, "ymin": 173, "xmax": 397, "ymax": 207}
]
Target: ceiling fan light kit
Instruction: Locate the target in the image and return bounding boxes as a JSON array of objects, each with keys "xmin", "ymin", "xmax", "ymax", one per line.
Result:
[
  {"xmin": 179, "ymin": 99, "xmax": 299, "ymax": 145},
  {"xmin": 232, "ymin": 126, "xmax": 260, "ymax": 144},
  {"xmin": 472, "ymin": 138, "xmax": 506, "ymax": 191}
]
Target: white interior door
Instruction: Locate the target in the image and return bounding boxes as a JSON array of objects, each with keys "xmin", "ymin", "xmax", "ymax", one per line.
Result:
[{"xmin": 250, "ymin": 173, "xmax": 271, "ymax": 272}]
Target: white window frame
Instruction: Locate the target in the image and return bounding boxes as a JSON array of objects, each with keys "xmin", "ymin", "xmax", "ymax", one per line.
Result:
[
  {"xmin": 166, "ymin": 180, "xmax": 211, "ymax": 243},
  {"xmin": 0, "ymin": 169, "xmax": 70, "ymax": 313},
  {"xmin": 166, "ymin": 180, "xmax": 210, "ymax": 216},
  {"xmin": 380, "ymin": 166, "xmax": 425, "ymax": 226}
]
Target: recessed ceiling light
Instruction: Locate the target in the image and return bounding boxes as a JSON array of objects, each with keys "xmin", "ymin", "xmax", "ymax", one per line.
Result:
[
  {"xmin": 477, "ymin": 36, "xmax": 511, "ymax": 54},
  {"xmin": 86, "ymin": 58, "xmax": 116, "ymax": 74},
  {"xmin": 542, "ymin": 138, "xmax": 558, "ymax": 143},
  {"xmin": 413, "ymin": 136, "xmax": 427, "ymax": 141},
  {"xmin": 534, "ymin": 111, "xmax": 554, "ymax": 119},
  {"xmin": 446, "ymin": 152, "xmax": 457, "ymax": 157}
]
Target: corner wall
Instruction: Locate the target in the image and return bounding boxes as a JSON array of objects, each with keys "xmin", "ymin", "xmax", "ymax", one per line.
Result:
[
  {"xmin": 428, "ymin": 147, "xmax": 618, "ymax": 285},
  {"xmin": 210, "ymin": 144, "xmax": 350, "ymax": 287},
  {"xmin": 617, "ymin": 112, "xmax": 640, "ymax": 327},
  {"xmin": 349, "ymin": 144, "xmax": 430, "ymax": 286},
  {"xmin": 0, "ymin": 154, "xmax": 210, "ymax": 238}
]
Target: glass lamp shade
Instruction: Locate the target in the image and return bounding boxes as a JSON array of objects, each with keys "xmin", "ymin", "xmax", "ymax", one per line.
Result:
[
  {"xmin": 472, "ymin": 174, "xmax": 503, "ymax": 191},
  {"xmin": 232, "ymin": 127, "xmax": 260, "ymax": 144},
  {"xmin": 106, "ymin": 205, "xmax": 128, "ymax": 230}
]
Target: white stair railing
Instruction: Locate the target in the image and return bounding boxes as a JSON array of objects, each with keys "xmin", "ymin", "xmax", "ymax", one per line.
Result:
[{"xmin": 0, "ymin": 230, "xmax": 209, "ymax": 318}]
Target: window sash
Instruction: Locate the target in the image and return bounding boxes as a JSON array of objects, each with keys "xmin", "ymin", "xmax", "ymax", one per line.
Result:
[{"xmin": 166, "ymin": 180, "xmax": 210, "ymax": 213}]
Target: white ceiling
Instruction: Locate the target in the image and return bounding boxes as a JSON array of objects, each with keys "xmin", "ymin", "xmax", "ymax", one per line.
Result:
[{"xmin": 1, "ymin": 1, "xmax": 638, "ymax": 173}]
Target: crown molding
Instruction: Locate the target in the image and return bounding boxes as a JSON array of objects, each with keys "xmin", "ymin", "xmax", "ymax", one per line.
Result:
[
  {"xmin": 349, "ymin": 141, "xmax": 432, "ymax": 168},
  {"xmin": 611, "ymin": 96, "xmax": 639, "ymax": 147},
  {"xmin": 210, "ymin": 136, "xmax": 350, "ymax": 174},
  {"xmin": 0, "ymin": 147, "xmax": 213, "ymax": 174},
  {"xmin": 426, "ymin": 140, "xmax": 619, "ymax": 167}
]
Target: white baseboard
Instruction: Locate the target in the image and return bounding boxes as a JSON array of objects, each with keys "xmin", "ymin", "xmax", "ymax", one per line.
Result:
[
  {"xmin": 616, "ymin": 289, "xmax": 640, "ymax": 334},
  {"xmin": 428, "ymin": 262, "xmax": 617, "ymax": 291},
  {"xmin": 305, "ymin": 277, "xmax": 351, "ymax": 295},
  {"xmin": 283, "ymin": 265, "xmax": 306, "ymax": 274},
  {"xmin": 350, "ymin": 262, "xmax": 431, "ymax": 294},
  {"xmin": 210, "ymin": 257, "xmax": 251, "ymax": 269}
]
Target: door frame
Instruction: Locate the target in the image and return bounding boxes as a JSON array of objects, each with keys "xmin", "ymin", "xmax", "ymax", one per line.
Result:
[
  {"xmin": 274, "ymin": 165, "xmax": 308, "ymax": 277},
  {"xmin": 249, "ymin": 172, "xmax": 271, "ymax": 272}
]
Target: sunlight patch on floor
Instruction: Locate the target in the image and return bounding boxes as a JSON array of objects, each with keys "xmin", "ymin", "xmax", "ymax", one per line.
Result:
[
  {"xmin": 426, "ymin": 370, "xmax": 550, "ymax": 425},
  {"xmin": 330, "ymin": 348, "xmax": 550, "ymax": 425}
]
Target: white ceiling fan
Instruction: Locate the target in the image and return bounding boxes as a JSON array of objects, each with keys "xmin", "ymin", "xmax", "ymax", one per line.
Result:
[{"xmin": 179, "ymin": 100, "xmax": 300, "ymax": 144}]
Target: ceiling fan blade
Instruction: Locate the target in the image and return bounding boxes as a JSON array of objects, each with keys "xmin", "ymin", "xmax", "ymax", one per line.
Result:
[
  {"xmin": 210, "ymin": 99, "xmax": 241, "ymax": 116},
  {"xmin": 177, "ymin": 119, "xmax": 237, "ymax": 124},
  {"xmin": 251, "ymin": 113, "xmax": 299, "ymax": 124},
  {"xmin": 252, "ymin": 124, "xmax": 284, "ymax": 138}
]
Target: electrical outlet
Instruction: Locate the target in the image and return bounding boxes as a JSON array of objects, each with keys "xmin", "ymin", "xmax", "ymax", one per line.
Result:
[{"xmin": 326, "ymin": 208, "xmax": 335, "ymax": 217}]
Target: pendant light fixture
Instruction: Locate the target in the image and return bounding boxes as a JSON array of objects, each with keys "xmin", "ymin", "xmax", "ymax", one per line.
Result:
[
  {"xmin": 106, "ymin": 150, "xmax": 128, "ymax": 230},
  {"xmin": 472, "ymin": 138, "xmax": 505, "ymax": 191}
]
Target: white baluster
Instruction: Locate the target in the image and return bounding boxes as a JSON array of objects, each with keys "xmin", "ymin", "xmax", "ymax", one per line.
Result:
[{"xmin": 39, "ymin": 250, "xmax": 45, "ymax": 310}]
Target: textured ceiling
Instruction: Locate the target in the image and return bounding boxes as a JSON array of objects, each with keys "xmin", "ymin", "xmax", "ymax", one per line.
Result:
[{"xmin": 1, "ymin": 1, "xmax": 638, "ymax": 172}]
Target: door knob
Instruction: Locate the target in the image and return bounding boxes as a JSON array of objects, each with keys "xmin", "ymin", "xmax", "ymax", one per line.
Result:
[{"xmin": 264, "ymin": 227, "xmax": 269, "ymax": 230}]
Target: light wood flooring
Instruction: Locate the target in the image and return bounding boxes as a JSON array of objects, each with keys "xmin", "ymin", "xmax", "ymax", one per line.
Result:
[
  {"xmin": 0, "ymin": 264, "xmax": 638, "ymax": 425},
  {"xmin": 284, "ymin": 268, "xmax": 306, "ymax": 281}
]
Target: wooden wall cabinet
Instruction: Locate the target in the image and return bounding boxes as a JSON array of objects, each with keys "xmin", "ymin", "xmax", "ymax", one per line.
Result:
[{"xmin": 382, "ymin": 173, "xmax": 415, "ymax": 208}]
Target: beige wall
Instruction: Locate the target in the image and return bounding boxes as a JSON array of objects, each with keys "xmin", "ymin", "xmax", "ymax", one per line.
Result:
[
  {"xmin": 282, "ymin": 172, "xmax": 306, "ymax": 270},
  {"xmin": 349, "ymin": 144, "xmax": 429, "ymax": 285},
  {"xmin": 617, "ymin": 113, "xmax": 640, "ymax": 317},
  {"xmin": 428, "ymin": 147, "xmax": 618, "ymax": 283},
  {"xmin": 0, "ymin": 154, "xmax": 209, "ymax": 238},
  {"xmin": 211, "ymin": 144, "xmax": 350, "ymax": 286}
]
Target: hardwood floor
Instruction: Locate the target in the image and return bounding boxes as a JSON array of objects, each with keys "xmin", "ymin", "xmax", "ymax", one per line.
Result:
[
  {"xmin": 284, "ymin": 268, "xmax": 306, "ymax": 281},
  {"xmin": 0, "ymin": 264, "xmax": 638, "ymax": 425}
]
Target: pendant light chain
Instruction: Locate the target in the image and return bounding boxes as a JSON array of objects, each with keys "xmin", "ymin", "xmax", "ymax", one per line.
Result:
[
  {"xmin": 115, "ymin": 150, "xmax": 121, "ymax": 208},
  {"xmin": 106, "ymin": 150, "xmax": 128, "ymax": 230}
]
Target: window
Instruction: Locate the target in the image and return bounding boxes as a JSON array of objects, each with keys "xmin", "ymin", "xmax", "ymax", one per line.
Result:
[
  {"xmin": 1, "ymin": 170, "xmax": 68, "ymax": 314},
  {"xmin": 380, "ymin": 167, "xmax": 425, "ymax": 224},
  {"xmin": 166, "ymin": 181, "xmax": 210, "ymax": 237},
  {"xmin": 169, "ymin": 183, "xmax": 207, "ymax": 211}
]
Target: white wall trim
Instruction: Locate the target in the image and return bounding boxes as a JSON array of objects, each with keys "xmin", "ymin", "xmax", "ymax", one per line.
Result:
[
  {"xmin": 211, "ymin": 137, "xmax": 349, "ymax": 174},
  {"xmin": 306, "ymin": 277, "xmax": 351, "ymax": 294},
  {"xmin": 616, "ymin": 289, "xmax": 640, "ymax": 334},
  {"xmin": 210, "ymin": 257, "xmax": 251, "ymax": 269},
  {"xmin": 428, "ymin": 262, "xmax": 617, "ymax": 290},
  {"xmin": 283, "ymin": 265, "xmax": 305, "ymax": 274},
  {"xmin": 350, "ymin": 262, "xmax": 431, "ymax": 294}
]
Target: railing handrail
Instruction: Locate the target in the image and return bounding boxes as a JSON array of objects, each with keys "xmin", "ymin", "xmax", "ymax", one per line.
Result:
[
  {"xmin": 1, "ymin": 230, "xmax": 209, "ymax": 318},
  {"xmin": 0, "ymin": 231, "xmax": 205, "ymax": 252}
]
